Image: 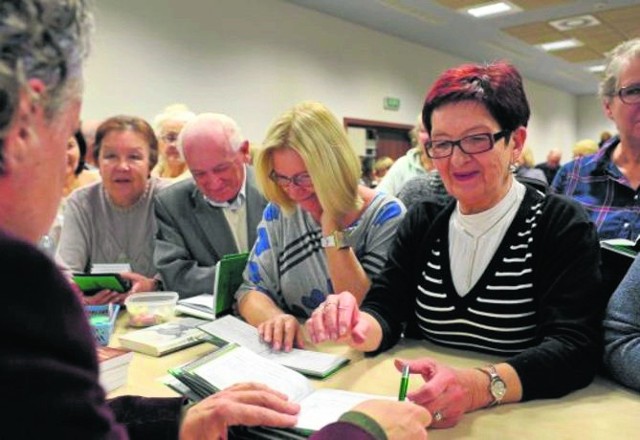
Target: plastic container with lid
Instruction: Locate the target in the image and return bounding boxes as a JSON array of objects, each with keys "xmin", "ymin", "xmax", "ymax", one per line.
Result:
[{"xmin": 124, "ymin": 291, "xmax": 178, "ymax": 327}]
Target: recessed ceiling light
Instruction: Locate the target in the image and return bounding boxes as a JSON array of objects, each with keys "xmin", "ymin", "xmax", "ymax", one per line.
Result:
[
  {"xmin": 538, "ymin": 38, "xmax": 583, "ymax": 52},
  {"xmin": 587, "ymin": 65, "xmax": 606, "ymax": 73},
  {"xmin": 549, "ymin": 15, "xmax": 600, "ymax": 31},
  {"xmin": 464, "ymin": 2, "xmax": 520, "ymax": 18}
]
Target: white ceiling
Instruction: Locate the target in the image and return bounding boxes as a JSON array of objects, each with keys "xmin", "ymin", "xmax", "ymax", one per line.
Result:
[{"xmin": 283, "ymin": 0, "xmax": 640, "ymax": 95}]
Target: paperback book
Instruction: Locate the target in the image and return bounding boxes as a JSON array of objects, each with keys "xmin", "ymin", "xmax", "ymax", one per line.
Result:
[
  {"xmin": 118, "ymin": 317, "xmax": 211, "ymax": 356},
  {"xmin": 198, "ymin": 315, "xmax": 349, "ymax": 378}
]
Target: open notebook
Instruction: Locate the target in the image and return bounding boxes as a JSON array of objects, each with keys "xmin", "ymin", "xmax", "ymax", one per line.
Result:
[
  {"xmin": 168, "ymin": 343, "xmax": 391, "ymax": 434},
  {"xmin": 197, "ymin": 315, "xmax": 350, "ymax": 378}
]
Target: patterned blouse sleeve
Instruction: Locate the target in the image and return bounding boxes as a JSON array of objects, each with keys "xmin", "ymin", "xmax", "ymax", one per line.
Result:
[
  {"xmin": 357, "ymin": 196, "xmax": 407, "ymax": 278},
  {"xmin": 235, "ymin": 203, "xmax": 284, "ymax": 307}
]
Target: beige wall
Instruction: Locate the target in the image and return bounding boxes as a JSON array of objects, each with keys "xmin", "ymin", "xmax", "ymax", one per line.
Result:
[{"xmin": 84, "ymin": 0, "xmax": 603, "ymax": 166}]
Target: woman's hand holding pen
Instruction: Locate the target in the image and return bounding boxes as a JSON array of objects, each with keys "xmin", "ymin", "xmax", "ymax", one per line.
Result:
[
  {"xmin": 394, "ymin": 358, "xmax": 475, "ymax": 429},
  {"xmin": 305, "ymin": 292, "xmax": 369, "ymax": 346}
]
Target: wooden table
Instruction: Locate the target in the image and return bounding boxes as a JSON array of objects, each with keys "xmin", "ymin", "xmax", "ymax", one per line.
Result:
[{"xmin": 108, "ymin": 314, "xmax": 640, "ymax": 439}]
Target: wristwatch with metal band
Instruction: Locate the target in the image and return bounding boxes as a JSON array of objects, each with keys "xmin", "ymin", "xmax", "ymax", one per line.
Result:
[
  {"xmin": 321, "ymin": 229, "xmax": 351, "ymax": 249},
  {"xmin": 476, "ymin": 365, "xmax": 507, "ymax": 407}
]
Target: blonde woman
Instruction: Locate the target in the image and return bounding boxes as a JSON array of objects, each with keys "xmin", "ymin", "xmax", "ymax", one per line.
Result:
[
  {"xmin": 514, "ymin": 146, "xmax": 547, "ymax": 184},
  {"xmin": 236, "ymin": 101, "xmax": 406, "ymax": 351},
  {"xmin": 571, "ymin": 138, "xmax": 598, "ymax": 158}
]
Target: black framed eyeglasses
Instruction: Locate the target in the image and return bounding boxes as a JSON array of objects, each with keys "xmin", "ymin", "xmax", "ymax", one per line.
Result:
[
  {"xmin": 617, "ymin": 83, "xmax": 640, "ymax": 105},
  {"xmin": 269, "ymin": 170, "xmax": 313, "ymax": 188},
  {"xmin": 425, "ymin": 130, "xmax": 511, "ymax": 159}
]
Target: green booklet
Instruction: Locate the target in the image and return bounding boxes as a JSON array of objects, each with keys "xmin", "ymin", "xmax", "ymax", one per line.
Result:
[
  {"xmin": 600, "ymin": 237, "xmax": 640, "ymax": 259},
  {"xmin": 213, "ymin": 252, "xmax": 249, "ymax": 317},
  {"xmin": 175, "ymin": 253, "xmax": 249, "ymax": 320}
]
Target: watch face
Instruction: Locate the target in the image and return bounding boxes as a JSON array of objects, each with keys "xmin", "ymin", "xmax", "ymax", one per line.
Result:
[{"xmin": 491, "ymin": 379, "xmax": 507, "ymax": 399}]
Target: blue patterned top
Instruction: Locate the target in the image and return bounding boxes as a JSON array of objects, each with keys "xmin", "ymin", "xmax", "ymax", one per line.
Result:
[{"xmin": 236, "ymin": 192, "xmax": 406, "ymax": 318}]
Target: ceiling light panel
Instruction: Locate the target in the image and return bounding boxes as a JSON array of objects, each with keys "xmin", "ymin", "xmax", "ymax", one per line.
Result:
[
  {"xmin": 538, "ymin": 38, "xmax": 583, "ymax": 51},
  {"xmin": 466, "ymin": 2, "xmax": 517, "ymax": 18},
  {"xmin": 549, "ymin": 15, "xmax": 600, "ymax": 32}
]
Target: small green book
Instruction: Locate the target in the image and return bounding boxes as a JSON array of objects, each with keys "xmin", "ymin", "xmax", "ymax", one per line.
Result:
[{"xmin": 213, "ymin": 252, "xmax": 249, "ymax": 317}]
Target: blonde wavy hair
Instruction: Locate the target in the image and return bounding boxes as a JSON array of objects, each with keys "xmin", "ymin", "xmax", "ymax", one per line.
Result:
[{"xmin": 256, "ymin": 101, "xmax": 362, "ymax": 218}]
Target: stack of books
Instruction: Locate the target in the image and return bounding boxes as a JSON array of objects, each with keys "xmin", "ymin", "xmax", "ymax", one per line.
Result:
[{"xmin": 97, "ymin": 346, "xmax": 134, "ymax": 393}]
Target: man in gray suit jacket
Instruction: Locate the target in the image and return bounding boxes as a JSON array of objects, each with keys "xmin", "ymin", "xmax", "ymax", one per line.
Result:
[{"xmin": 154, "ymin": 113, "xmax": 267, "ymax": 298}]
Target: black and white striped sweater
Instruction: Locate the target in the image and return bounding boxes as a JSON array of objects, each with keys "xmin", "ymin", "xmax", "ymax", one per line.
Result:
[
  {"xmin": 414, "ymin": 197, "xmax": 543, "ymax": 355},
  {"xmin": 362, "ymin": 185, "xmax": 605, "ymax": 400}
]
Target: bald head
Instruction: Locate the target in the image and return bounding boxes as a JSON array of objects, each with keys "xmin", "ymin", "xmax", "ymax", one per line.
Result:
[
  {"xmin": 180, "ymin": 113, "xmax": 249, "ymax": 203},
  {"xmin": 547, "ymin": 149, "xmax": 562, "ymax": 168}
]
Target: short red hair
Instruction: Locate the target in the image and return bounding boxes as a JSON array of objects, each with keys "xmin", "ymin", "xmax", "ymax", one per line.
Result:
[{"xmin": 422, "ymin": 61, "xmax": 530, "ymax": 134}]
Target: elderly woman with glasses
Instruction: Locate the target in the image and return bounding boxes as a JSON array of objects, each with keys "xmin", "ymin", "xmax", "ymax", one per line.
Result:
[
  {"xmin": 236, "ymin": 101, "xmax": 406, "ymax": 352},
  {"xmin": 306, "ymin": 62, "xmax": 605, "ymax": 428},
  {"xmin": 151, "ymin": 103, "xmax": 195, "ymax": 181}
]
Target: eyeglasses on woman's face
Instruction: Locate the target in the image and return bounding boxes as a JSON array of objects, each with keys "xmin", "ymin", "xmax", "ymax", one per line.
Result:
[
  {"xmin": 616, "ymin": 83, "xmax": 640, "ymax": 105},
  {"xmin": 269, "ymin": 170, "xmax": 313, "ymax": 188},
  {"xmin": 425, "ymin": 130, "xmax": 510, "ymax": 159}
]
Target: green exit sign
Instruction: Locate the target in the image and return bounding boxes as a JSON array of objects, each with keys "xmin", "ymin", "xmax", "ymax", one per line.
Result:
[{"xmin": 384, "ymin": 96, "xmax": 400, "ymax": 111}]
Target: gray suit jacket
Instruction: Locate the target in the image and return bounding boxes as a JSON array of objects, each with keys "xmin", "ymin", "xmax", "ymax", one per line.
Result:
[{"xmin": 154, "ymin": 167, "xmax": 267, "ymax": 298}]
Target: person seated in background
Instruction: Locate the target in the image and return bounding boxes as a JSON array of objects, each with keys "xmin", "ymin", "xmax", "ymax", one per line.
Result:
[
  {"xmin": 57, "ymin": 115, "xmax": 168, "ymax": 304},
  {"xmin": 236, "ymin": 101, "xmax": 406, "ymax": 352},
  {"xmin": 72, "ymin": 129, "xmax": 102, "ymax": 189},
  {"xmin": 154, "ymin": 113, "xmax": 267, "ymax": 298},
  {"xmin": 377, "ymin": 114, "xmax": 434, "ymax": 195},
  {"xmin": 571, "ymin": 138, "xmax": 599, "ymax": 159},
  {"xmin": 534, "ymin": 148, "xmax": 562, "ymax": 184},
  {"xmin": 0, "ymin": 2, "xmax": 433, "ymax": 438},
  {"xmin": 603, "ymin": 253, "xmax": 640, "ymax": 392},
  {"xmin": 40, "ymin": 130, "xmax": 100, "ymax": 255},
  {"xmin": 359, "ymin": 155, "xmax": 377, "ymax": 188},
  {"xmin": 599, "ymin": 130, "xmax": 613, "ymax": 148},
  {"xmin": 513, "ymin": 146, "xmax": 547, "ymax": 184},
  {"xmin": 307, "ymin": 61, "xmax": 605, "ymax": 429},
  {"xmin": 81, "ymin": 118, "xmax": 102, "ymax": 169},
  {"xmin": 373, "ymin": 156, "xmax": 394, "ymax": 181},
  {"xmin": 552, "ymin": 38, "xmax": 640, "ymax": 241},
  {"xmin": 151, "ymin": 103, "xmax": 196, "ymax": 182}
]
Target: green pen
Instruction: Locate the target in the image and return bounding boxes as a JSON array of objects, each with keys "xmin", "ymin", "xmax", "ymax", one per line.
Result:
[{"xmin": 398, "ymin": 363, "xmax": 410, "ymax": 401}]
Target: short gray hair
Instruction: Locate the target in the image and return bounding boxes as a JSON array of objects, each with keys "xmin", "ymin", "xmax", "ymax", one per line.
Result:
[
  {"xmin": 177, "ymin": 112, "xmax": 245, "ymax": 158},
  {"xmin": 0, "ymin": 0, "xmax": 92, "ymax": 173},
  {"xmin": 599, "ymin": 38, "xmax": 640, "ymax": 102}
]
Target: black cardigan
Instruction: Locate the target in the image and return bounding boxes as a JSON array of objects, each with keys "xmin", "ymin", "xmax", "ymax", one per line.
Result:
[{"xmin": 361, "ymin": 185, "xmax": 606, "ymax": 401}]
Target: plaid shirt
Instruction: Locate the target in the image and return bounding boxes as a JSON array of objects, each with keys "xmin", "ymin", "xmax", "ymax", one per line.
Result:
[{"xmin": 551, "ymin": 136, "xmax": 640, "ymax": 240}]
